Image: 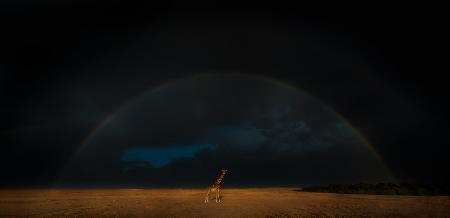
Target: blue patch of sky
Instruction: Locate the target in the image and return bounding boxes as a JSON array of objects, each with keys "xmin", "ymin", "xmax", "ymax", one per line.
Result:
[{"xmin": 121, "ymin": 144, "xmax": 217, "ymax": 168}]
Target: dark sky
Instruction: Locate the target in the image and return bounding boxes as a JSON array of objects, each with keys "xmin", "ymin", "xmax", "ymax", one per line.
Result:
[{"xmin": 0, "ymin": 1, "xmax": 449, "ymax": 187}]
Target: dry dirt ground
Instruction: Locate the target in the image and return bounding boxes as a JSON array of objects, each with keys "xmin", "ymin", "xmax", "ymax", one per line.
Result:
[{"xmin": 1, "ymin": 188, "xmax": 449, "ymax": 217}]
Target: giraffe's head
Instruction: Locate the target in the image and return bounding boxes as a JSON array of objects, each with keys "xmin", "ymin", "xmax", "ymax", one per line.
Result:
[{"xmin": 221, "ymin": 169, "xmax": 228, "ymax": 174}]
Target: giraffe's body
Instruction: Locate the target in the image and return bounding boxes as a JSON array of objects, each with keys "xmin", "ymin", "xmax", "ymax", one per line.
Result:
[{"xmin": 204, "ymin": 169, "xmax": 228, "ymax": 203}]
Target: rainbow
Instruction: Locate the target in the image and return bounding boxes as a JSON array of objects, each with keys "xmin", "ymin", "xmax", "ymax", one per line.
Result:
[{"xmin": 58, "ymin": 73, "xmax": 397, "ymax": 184}]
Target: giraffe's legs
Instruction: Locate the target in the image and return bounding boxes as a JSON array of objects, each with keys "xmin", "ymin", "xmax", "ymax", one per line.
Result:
[
  {"xmin": 215, "ymin": 189, "xmax": 219, "ymax": 203},
  {"xmin": 204, "ymin": 188, "xmax": 211, "ymax": 203},
  {"xmin": 217, "ymin": 188, "xmax": 221, "ymax": 203},
  {"xmin": 215, "ymin": 188, "xmax": 219, "ymax": 203}
]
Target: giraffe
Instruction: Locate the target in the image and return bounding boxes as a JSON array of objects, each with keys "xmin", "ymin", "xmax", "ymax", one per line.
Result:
[{"xmin": 204, "ymin": 169, "xmax": 228, "ymax": 203}]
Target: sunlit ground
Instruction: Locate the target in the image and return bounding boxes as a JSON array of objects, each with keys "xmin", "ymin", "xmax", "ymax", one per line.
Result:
[{"xmin": 1, "ymin": 188, "xmax": 449, "ymax": 217}]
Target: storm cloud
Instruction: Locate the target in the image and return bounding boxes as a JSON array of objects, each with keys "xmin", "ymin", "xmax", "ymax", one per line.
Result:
[{"xmin": 1, "ymin": 3, "xmax": 448, "ymax": 187}]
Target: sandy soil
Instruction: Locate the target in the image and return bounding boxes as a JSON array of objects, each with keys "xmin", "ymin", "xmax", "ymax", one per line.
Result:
[{"xmin": 0, "ymin": 188, "xmax": 449, "ymax": 217}]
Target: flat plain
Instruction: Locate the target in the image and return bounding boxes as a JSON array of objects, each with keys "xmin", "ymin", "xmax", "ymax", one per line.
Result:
[{"xmin": 1, "ymin": 188, "xmax": 449, "ymax": 217}]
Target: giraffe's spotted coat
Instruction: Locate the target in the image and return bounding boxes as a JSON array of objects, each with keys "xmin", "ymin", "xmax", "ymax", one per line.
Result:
[{"xmin": 205, "ymin": 169, "xmax": 228, "ymax": 203}]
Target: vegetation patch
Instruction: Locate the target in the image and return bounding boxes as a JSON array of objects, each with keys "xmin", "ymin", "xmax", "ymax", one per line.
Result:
[{"xmin": 299, "ymin": 183, "xmax": 450, "ymax": 196}]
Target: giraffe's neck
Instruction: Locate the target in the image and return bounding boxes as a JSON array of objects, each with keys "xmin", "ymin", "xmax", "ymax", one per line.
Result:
[{"xmin": 213, "ymin": 172, "xmax": 226, "ymax": 186}]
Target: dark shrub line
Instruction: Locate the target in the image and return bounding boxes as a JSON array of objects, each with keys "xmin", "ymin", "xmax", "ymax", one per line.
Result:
[{"xmin": 298, "ymin": 183, "xmax": 450, "ymax": 196}]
